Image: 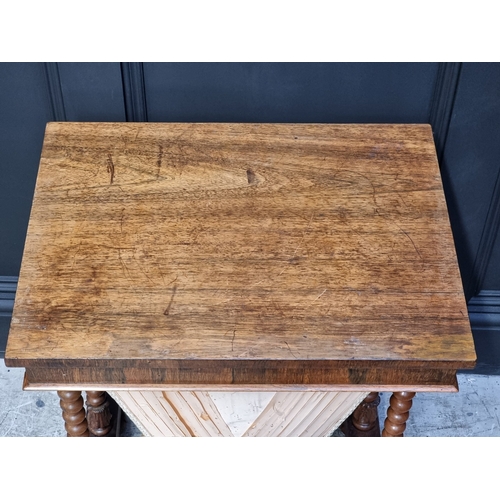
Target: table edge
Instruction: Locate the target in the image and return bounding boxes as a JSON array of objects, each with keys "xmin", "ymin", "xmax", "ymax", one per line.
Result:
[{"xmin": 23, "ymin": 373, "xmax": 459, "ymax": 393}]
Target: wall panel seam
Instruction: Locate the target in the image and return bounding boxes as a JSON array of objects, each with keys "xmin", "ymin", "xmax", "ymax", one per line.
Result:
[{"xmin": 43, "ymin": 62, "xmax": 67, "ymax": 122}]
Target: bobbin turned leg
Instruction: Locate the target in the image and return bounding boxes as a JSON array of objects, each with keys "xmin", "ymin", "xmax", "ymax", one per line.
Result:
[
  {"xmin": 86, "ymin": 391, "xmax": 113, "ymax": 437},
  {"xmin": 382, "ymin": 391, "xmax": 415, "ymax": 437},
  {"xmin": 58, "ymin": 391, "xmax": 89, "ymax": 437},
  {"xmin": 341, "ymin": 392, "xmax": 381, "ymax": 437}
]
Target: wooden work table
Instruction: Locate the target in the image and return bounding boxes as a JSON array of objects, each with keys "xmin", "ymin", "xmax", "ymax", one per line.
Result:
[{"xmin": 5, "ymin": 122, "xmax": 476, "ymax": 436}]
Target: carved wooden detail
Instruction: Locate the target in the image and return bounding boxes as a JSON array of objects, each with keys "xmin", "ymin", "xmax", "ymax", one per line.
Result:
[
  {"xmin": 341, "ymin": 391, "xmax": 380, "ymax": 437},
  {"xmin": 86, "ymin": 391, "xmax": 113, "ymax": 437},
  {"xmin": 57, "ymin": 391, "xmax": 89, "ymax": 437},
  {"xmin": 352, "ymin": 391, "xmax": 381, "ymax": 435},
  {"xmin": 382, "ymin": 391, "xmax": 416, "ymax": 437}
]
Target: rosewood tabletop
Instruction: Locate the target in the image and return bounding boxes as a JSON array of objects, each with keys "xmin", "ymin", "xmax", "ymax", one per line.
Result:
[{"xmin": 5, "ymin": 122, "xmax": 476, "ymax": 394}]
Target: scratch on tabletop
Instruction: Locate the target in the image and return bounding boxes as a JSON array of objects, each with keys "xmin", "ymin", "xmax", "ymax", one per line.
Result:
[
  {"xmin": 398, "ymin": 193, "xmax": 409, "ymax": 207},
  {"xmin": 156, "ymin": 145, "xmax": 163, "ymax": 178},
  {"xmin": 375, "ymin": 205, "xmax": 423, "ymax": 260},
  {"xmin": 314, "ymin": 289, "xmax": 327, "ymax": 301},
  {"xmin": 163, "ymin": 285, "xmax": 178, "ymax": 315},
  {"xmin": 117, "ymin": 248, "xmax": 131, "ymax": 278},
  {"xmin": 284, "ymin": 341, "xmax": 298, "ymax": 359},
  {"xmin": 398, "ymin": 226, "xmax": 423, "ymax": 260},
  {"xmin": 157, "ymin": 268, "xmax": 167, "ymax": 286},
  {"xmin": 166, "ymin": 276, "xmax": 178, "ymax": 287},
  {"xmin": 107, "ymin": 154, "xmax": 115, "ymax": 184},
  {"xmin": 132, "ymin": 255, "xmax": 154, "ymax": 284},
  {"xmin": 232, "ymin": 329, "xmax": 236, "ymax": 351}
]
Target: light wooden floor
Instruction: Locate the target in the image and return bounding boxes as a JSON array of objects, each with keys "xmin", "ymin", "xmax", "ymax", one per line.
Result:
[{"xmin": 1, "ymin": 359, "xmax": 499, "ymax": 437}]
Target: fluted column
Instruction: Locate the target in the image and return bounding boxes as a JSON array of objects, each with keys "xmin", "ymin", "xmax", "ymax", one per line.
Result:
[
  {"xmin": 86, "ymin": 391, "xmax": 113, "ymax": 437},
  {"xmin": 340, "ymin": 392, "xmax": 381, "ymax": 437}
]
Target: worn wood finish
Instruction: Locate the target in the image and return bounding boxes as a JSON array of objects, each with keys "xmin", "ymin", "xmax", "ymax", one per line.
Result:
[
  {"xmin": 58, "ymin": 390, "xmax": 89, "ymax": 437},
  {"xmin": 382, "ymin": 391, "xmax": 415, "ymax": 437},
  {"xmin": 85, "ymin": 391, "xmax": 112, "ymax": 437},
  {"xmin": 5, "ymin": 123, "xmax": 476, "ymax": 389},
  {"xmin": 23, "ymin": 365, "xmax": 460, "ymax": 390},
  {"xmin": 341, "ymin": 391, "xmax": 381, "ymax": 437}
]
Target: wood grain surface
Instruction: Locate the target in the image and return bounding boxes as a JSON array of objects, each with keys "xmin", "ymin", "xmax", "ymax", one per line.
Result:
[
  {"xmin": 108, "ymin": 390, "xmax": 368, "ymax": 437},
  {"xmin": 5, "ymin": 122, "xmax": 476, "ymax": 386}
]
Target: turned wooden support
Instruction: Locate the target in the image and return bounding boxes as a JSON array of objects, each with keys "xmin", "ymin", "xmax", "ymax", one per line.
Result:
[
  {"xmin": 382, "ymin": 391, "xmax": 416, "ymax": 437},
  {"xmin": 352, "ymin": 392, "xmax": 381, "ymax": 435},
  {"xmin": 58, "ymin": 391, "xmax": 89, "ymax": 437},
  {"xmin": 341, "ymin": 392, "xmax": 381, "ymax": 437},
  {"xmin": 86, "ymin": 391, "xmax": 113, "ymax": 437}
]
